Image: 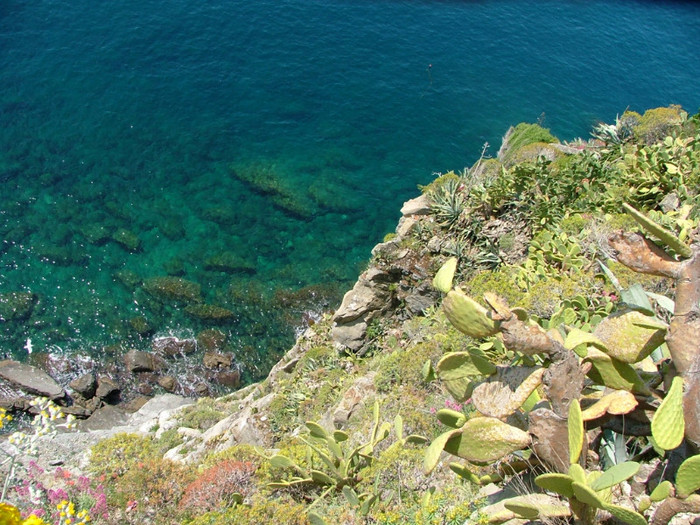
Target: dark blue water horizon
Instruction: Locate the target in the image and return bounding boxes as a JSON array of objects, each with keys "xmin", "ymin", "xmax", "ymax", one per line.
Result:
[{"xmin": 1, "ymin": 0, "xmax": 699, "ymax": 380}]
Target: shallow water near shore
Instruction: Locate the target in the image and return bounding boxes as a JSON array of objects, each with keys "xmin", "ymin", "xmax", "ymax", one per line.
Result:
[{"xmin": 1, "ymin": 0, "xmax": 699, "ymax": 382}]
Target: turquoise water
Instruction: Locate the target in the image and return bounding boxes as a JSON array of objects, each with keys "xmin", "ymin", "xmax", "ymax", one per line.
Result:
[{"xmin": 1, "ymin": 0, "xmax": 699, "ymax": 380}]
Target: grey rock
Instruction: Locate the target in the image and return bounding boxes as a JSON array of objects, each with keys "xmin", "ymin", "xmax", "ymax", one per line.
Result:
[
  {"xmin": 79, "ymin": 405, "xmax": 130, "ymax": 432},
  {"xmin": 330, "ymin": 373, "xmax": 377, "ymax": 428},
  {"xmin": 95, "ymin": 376, "xmax": 120, "ymax": 401},
  {"xmin": 400, "ymin": 194, "xmax": 431, "ymax": 216},
  {"xmin": 331, "ymin": 318, "xmax": 367, "ymax": 352},
  {"xmin": 0, "ymin": 360, "xmax": 64, "ymax": 399},
  {"xmin": 123, "ymin": 350, "xmax": 165, "ymax": 373},
  {"xmin": 152, "ymin": 336, "xmax": 197, "ymax": 358},
  {"xmin": 69, "ymin": 372, "xmax": 97, "ymax": 399}
]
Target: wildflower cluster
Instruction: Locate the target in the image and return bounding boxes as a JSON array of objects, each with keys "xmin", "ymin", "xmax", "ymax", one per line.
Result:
[
  {"xmin": 1, "ymin": 398, "xmax": 100, "ymax": 525},
  {"xmin": 7, "ymin": 399, "xmax": 76, "ymax": 456},
  {"xmin": 56, "ymin": 500, "xmax": 90, "ymax": 525}
]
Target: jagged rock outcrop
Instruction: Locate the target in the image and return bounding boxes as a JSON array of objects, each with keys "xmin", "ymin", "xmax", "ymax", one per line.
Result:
[{"xmin": 331, "ymin": 194, "xmax": 439, "ymax": 352}]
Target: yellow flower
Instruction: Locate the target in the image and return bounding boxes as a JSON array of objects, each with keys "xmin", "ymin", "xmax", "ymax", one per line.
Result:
[
  {"xmin": 0, "ymin": 503, "xmax": 21, "ymax": 525},
  {"xmin": 22, "ymin": 516, "xmax": 49, "ymax": 525}
]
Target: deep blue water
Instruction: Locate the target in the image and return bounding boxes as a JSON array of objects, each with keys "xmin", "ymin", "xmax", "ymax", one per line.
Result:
[{"xmin": 1, "ymin": 0, "xmax": 699, "ymax": 379}]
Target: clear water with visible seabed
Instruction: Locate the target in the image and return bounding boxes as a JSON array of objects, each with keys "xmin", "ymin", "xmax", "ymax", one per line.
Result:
[{"xmin": 1, "ymin": 0, "xmax": 699, "ymax": 381}]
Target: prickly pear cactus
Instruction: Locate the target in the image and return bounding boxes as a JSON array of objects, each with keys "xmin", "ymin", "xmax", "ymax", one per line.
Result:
[
  {"xmin": 443, "ymin": 416, "xmax": 531, "ymax": 465},
  {"xmin": 435, "ymin": 350, "xmax": 496, "ymax": 401},
  {"xmin": 433, "ymin": 256, "xmax": 458, "ymax": 293},
  {"xmin": 442, "ymin": 288, "xmax": 500, "ymax": 339},
  {"xmin": 593, "ymin": 309, "xmax": 666, "ymax": 364},
  {"xmin": 651, "ymin": 376, "xmax": 685, "ymax": 451},
  {"xmin": 623, "ymin": 202, "xmax": 693, "ymax": 258},
  {"xmin": 675, "ymin": 454, "xmax": 700, "ymax": 499},
  {"xmin": 471, "ymin": 366, "xmax": 545, "ymax": 419}
]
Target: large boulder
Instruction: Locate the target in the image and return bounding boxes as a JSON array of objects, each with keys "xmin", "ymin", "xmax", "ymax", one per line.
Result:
[
  {"xmin": 0, "ymin": 360, "xmax": 64, "ymax": 400},
  {"xmin": 123, "ymin": 350, "xmax": 165, "ymax": 373}
]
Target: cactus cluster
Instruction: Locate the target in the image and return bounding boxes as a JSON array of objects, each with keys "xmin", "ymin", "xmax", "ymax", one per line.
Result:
[{"xmin": 426, "ymin": 202, "xmax": 700, "ymax": 524}]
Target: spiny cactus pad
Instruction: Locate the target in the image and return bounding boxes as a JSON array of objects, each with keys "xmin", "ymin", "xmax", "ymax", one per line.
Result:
[
  {"xmin": 443, "ymin": 416, "xmax": 531, "ymax": 465},
  {"xmin": 436, "ymin": 351, "xmax": 496, "ymax": 401},
  {"xmin": 433, "ymin": 257, "xmax": 458, "ymax": 293},
  {"xmin": 623, "ymin": 202, "xmax": 693, "ymax": 259},
  {"xmin": 592, "ymin": 309, "xmax": 666, "ymax": 363},
  {"xmin": 651, "ymin": 375, "xmax": 685, "ymax": 451},
  {"xmin": 471, "ymin": 366, "xmax": 545, "ymax": 419},
  {"xmin": 442, "ymin": 288, "xmax": 500, "ymax": 339},
  {"xmin": 675, "ymin": 454, "xmax": 700, "ymax": 499}
]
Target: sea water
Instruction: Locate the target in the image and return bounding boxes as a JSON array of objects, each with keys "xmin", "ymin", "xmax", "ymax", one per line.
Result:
[{"xmin": 1, "ymin": 0, "xmax": 699, "ymax": 380}]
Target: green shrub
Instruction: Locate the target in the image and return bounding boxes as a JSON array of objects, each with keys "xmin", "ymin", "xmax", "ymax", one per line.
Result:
[{"xmin": 87, "ymin": 433, "xmax": 159, "ymax": 478}]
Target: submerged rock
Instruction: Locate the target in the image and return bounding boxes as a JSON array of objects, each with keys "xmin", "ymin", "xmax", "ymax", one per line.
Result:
[
  {"xmin": 80, "ymin": 224, "xmax": 112, "ymax": 245},
  {"xmin": 112, "ymin": 228, "xmax": 141, "ymax": 252},
  {"xmin": 204, "ymin": 252, "xmax": 256, "ymax": 274},
  {"xmin": 196, "ymin": 329, "xmax": 227, "ymax": 352},
  {"xmin": 0, "ymin": 291, "xmax": 37, "ymax": 321},
  {"xmin": 143, "ymin": 276, "xmax": 202, "ymax": 304},
  {"xmin": 184, "ymin": 304, "xmax": 235, "ymax": 322},
  {"xmin": 152, "ymin": 336, "xmax": 197, "ymax": 358}
]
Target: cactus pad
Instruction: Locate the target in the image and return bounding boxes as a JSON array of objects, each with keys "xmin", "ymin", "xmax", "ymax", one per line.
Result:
[
  {"xmin": 472, "ymin": 366, "xmax": 545, "ymax": 419},
  {"xmin": 603, "ymin": 503, "xmax": 648, "ymax": 525},
  {"xmin": 424, "ymin": 428, "xmax": 462, "ymax": 474},
  {"xmin": 623, "ymin": 202, "xmax": 693, "ymax": 259},
  {"xmin": 565, "ymin": 327, "xmax": 608, "ymax": 357},
  {"xmin": 449, "ymin": 462, "xmax": 481, "ymax": 484},
  {"xmin": 568, "ymin": 399, "xmax": 584, "ymax": 465},
  {"xmin": 433, "ymin": 257, "xmax": 458, "ymax": 293},
  {"xmin": 583, "ymin": 348, "xmax": 651, "ymax": 395},
  {"xmin": 572, "ymin": 481, "xmax": 605, "ymax": 509},
  {"xmin": 270, "ymin": 454, "xmax": 296, "ymax": 469},
  {"xmin": 443, "ymin": 416, "xmax": 531, "ymax": 465},
  {"xmin": 535, "ymin": 473, "xmax": 575, "ymax": 498},
  {"xmin": 581, "ymin": 390, "xmax": 638, "ymax": 421},
  {"xmin": 592, "ymin": 309, "xmax": 666, "ymax": 363},
  {"xmin": 651, "ymin": 376, "xmax": 685, "ymax": 451},
  {"xmin": 676, "ymin": 454, "xmax": 700, "ymax": 499},
  {"xmin": 589, "ymin": 461, "xmax": 640, "ymax": 491},
  {"xmin": 649, "ymin": 480, "xmax": 673, "ymax": 502},
  {"xmin": 478, "ymin": 494, "xmax": 571, "ymax": 523},
  {"xmin": 437, "ymin": 408, "xmax": 467, "ymax": 429},
  {"xmin": 436, "ymin": 351, "xmax": 496, "ymax": 401},
  {"xmin": 442, "ymin": 288, "xmax": 500, "ymax": 339}
]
